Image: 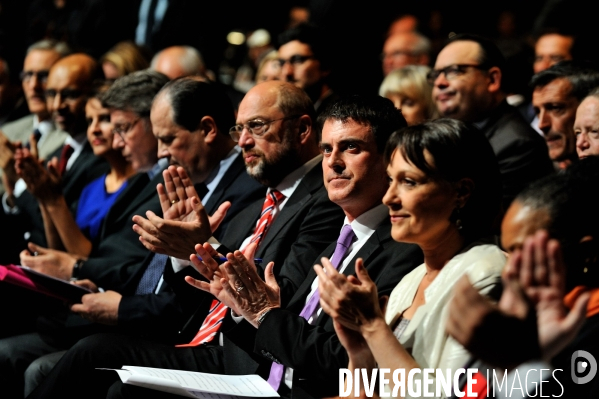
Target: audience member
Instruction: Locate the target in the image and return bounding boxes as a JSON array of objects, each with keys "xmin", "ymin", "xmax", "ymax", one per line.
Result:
[
  {"xmin": 379, "ymin": 65, "xmax": 437, "ymax": 125},
  {"xmin": 1, "ymin": 53, "xmax": 108, "ymax": 263},
  {"xmin": 255, "ymin": 50, "xmax": 281, "ymax": 84},
  {"xmin": 0, "ymin": 40, "xmax": 70, "ymax": 197},
  {"xmin": 381, "ymin": 31, "xmax": 431, "ymax": 76},
  {"xmin": 447, "ymin": 156, "xmax": 599, "ymax": 397},
  {"xmin": 99, "ymin": 41, "xmax": 150, "ymax": 81},
  {"xmin": 317, "ymin": 118, "xmax": 504, "ymax": 397},
  {"xmin": 150, "ymin": 46, "xmax": 210, "ymax": 81},
  {"xmin": 24, "ymin": 87, "xmax": 414, "ymax": 399},
  {"xmin": 574, "ymin": 88, "xmax": 599, "ymax": 159},
  {"xmin": 530, "ymin": 61, "xmax": 599, "ymax": 170},
  {"xmin": 277, "ymin": 23, "xmax": 337, "ymax": 113},
  {"xmin": 15, "ymin": 81, "xmax": 134, "ymax": 258},
  {"xmin": 533, "ymin": 31, "xmax": 575, "ymax": 74},
  {"xmin": 430, "ymin": 33, "xmax": 553, "ymax": 207}
]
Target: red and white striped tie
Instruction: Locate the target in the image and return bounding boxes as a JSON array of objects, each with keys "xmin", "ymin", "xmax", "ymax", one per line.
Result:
[{"xmin": 176, "ymin": 189, "xmax": 285, "ymax": 347}]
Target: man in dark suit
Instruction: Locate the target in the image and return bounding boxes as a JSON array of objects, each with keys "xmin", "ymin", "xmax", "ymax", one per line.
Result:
[
  {"xmin": 430, "ymin": 33, "xmax": 554, "ymax": 208},
  {"xmin": 0, "ymin": 70, "xmax": 169, "ymax": 399},
  {"xmin": 27, "ymin": 91, "xmax": 422, "ymax": 399},
  {"xmin": 1, "ymin": 53, "xmax": 109, "ymax": 263}
]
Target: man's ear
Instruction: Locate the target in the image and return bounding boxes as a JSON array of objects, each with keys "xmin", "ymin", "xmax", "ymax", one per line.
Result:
[
  {"xmin": 297, "ymin": 115, "xmax": 313, "ymax": 145},
  {"xmin": 487, "ymin": 67, "xmax": 502, "ymax": 94},
  {"xmin": 199, "ymin": 116, "xmax": 218, "ymax": 144}
]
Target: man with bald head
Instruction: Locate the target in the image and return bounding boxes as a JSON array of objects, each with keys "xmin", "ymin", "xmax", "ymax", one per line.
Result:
[
  {"xmin": 27, "ymin": 80, "xmax": 348, "ymax": 399},
  {"xmin": 0, "ymin": 53, "xmax": 108, "ymax": 264},
  {"xmin": 381, "ymin": 31, "xmax": 430, "ymax": 76},
  {"xmin": 0, "ymin": 53, "xmax": 109, "ymax": 397},
  {"xmin": 430, "ymin": 33, "xmax": 553, "ymax": 206}
]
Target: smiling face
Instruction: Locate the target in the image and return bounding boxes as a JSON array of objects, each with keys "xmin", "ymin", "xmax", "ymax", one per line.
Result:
[
  {"xmin": 382, "ymin": 148, "xmax": 458, "ymax": 246},
  {"xmin": 320, "ymin": 118, "xmax": 388, "ymax": 220},
  {"xmin": 532, "ymin": 78, "xmax": 579, "ymax": 162},
  {"xmin": 432, "ymin": 41, "xmax": 492, "ymax": 122},
  {"xmin": 85, "ymin": 97, "xmax": 115, "ymax": 157},
  {"xmin": 574, "ymin": 96, "xmax": 599, "ymax": 159},
  {"xmin": 46, "ymin": 63, "xmax": 89, "ymax": 134}
]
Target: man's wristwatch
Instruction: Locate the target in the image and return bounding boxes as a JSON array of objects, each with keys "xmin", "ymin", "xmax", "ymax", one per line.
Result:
[{"xmin": 71, "ymin": 258, "xmax": 85, "ymax": 280}]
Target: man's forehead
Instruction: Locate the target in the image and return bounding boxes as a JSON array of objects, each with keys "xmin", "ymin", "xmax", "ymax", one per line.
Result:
[
  {"xmin": 279, "ymin": 40, "xmax": 313, "ymax": 57},
  {"xmin": 322, "ymin": 118, "xmax": 373, "ymax": 139},
  {"xmin": 435, "ymin": 41, "xmax": 480, "ymax": 67},
  {"xmin": 47, "ymin": 64, "xmax": 90, "ymax": 89},
  {"xmin": 536, "ymin": 34, "xmax": 573, "ymax": 54},
  {"xmin": 532, "ymin": 78, "xmax": 574, "ymax": 103}
]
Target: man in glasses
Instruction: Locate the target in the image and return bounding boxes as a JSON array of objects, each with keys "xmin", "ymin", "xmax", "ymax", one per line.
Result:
[
  {"xmin": 430, "ymin": 33, "xmax": 553, "ymax": 207},
  {"xmin": 0, "ymin": 41, "xmax": 69, "ymax": 258},
  {"xmin": 277, "ymin": 23, "xmax": 338, "ymax": 114}
]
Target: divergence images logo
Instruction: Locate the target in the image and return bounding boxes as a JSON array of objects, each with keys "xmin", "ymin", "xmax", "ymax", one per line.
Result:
[{"xmin": 571, "ymin": 350, "xmax": 597, "ymax": 384}]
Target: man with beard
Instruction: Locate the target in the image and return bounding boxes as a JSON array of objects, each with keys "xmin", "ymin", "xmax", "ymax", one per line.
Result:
[
  {"xmin": 531, "ymin": 61, "xmax": 599, "ymax": 170},
  {"xmin": 27, "ymin": 81, "xmax": 347, "ymax": 398}
]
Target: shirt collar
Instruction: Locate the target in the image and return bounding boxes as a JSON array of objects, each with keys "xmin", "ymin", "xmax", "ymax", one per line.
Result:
[
  {"xmin": 343, "ymin": 203, "xmax": 389, "ymax": 242},
  {"xmin": 274, "ymin": 154, "xmax": 322, "ymax": 199}
]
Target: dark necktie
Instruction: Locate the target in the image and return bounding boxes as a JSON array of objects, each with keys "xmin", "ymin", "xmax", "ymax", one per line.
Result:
[
  {"xmin": 134, "ymin": 183, "xmax": 210, "ymax": 295},
  {"xmin": 58, "ymin": 144, "xmax": 74, "ymax": 176},
  {"xmin": 267, "ymin": 224, "xmax": 356, "ymax": 390}
]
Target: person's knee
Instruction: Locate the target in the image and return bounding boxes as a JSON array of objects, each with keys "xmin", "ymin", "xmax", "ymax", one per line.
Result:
[{"xmin": 23, "ymin": 351, "xmax": 65, "ymax": 397}]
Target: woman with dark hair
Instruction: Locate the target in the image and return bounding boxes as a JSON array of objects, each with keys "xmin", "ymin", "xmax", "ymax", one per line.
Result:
[{"xmin": 316, "ymin": 118, "xmax": 505, "ymax": 397}]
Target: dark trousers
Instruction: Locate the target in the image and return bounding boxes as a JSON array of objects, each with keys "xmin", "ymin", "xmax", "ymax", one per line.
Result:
[{"xmin": 27, "ymin": 332, "xmax": 224, "ymax": 399}]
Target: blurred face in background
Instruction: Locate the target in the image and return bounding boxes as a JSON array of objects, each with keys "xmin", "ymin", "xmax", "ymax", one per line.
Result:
[
  {"xmin": 86, "ymin": 97, "xmax": 115, "ymax": 157},
  {"xmin": 22, "ymin": 49, "xmax": 61, "ymax": 117},
  {"xmin": 534, "ymin": 34, "xmax": 573, "ymax": 74}
]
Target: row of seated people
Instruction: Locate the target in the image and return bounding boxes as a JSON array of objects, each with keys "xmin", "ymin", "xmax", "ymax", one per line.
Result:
[{"xmin": 0, "ymin": 30, "xmax": 597, "ymax": 399}]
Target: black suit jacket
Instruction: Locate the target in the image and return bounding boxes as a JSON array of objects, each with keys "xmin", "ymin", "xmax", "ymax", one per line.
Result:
[
  {"xmin": 0, "ymin": 142, "xmax": 108, "ymax": 264},
  {"xmin": 114, "ymin": 155, "xmax": 265, "ymax": 341},
  {"xmin": 481, "ymin": 101, "xmax": 554, "ymax": 208},
  {"xmin": 223, "ymin": 219, "xmax": 423, "ymax": 398},
  {"xmin": 140, "ymin": 161, "xmax": 346, "ymax": 344}
]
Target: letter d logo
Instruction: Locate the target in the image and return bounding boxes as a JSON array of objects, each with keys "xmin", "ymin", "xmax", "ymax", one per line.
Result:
[{"xmin": 571, "ymin": 350, "xmax": 597, "ymax": 384}]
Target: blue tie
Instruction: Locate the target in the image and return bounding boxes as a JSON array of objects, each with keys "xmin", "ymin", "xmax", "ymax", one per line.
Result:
[
  {"xmin": 25, "ymin": 129, "xmax": 42, "ymax": 150},
  {"xmin": 135, "ymin": 253, "xmax": 168, "ymax": 294}
]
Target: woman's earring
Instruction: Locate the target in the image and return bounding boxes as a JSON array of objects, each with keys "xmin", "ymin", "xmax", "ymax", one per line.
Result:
[{"xmin": 455, "ymin": 207, "xmax": 463, "ymax": 231}]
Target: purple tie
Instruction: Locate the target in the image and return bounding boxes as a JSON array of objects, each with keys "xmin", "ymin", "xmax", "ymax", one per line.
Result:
[{"xmin": 267, "ymin": 224, "xmax": 356, "ymax": 390}]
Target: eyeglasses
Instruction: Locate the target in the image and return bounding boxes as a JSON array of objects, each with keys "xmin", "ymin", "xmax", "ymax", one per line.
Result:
[
  {"xmin": 45, "ymin": 88, "xmax": 83, "ymax": 101},
  {"xmin": 229, "ymin": 115, "xmax": 302, "ymax": 142},
  {"xmin": 276, "ymin": 55, "xmax": 314, "ymax": 68},
  {"xmin": 20, "ymin": 70, "xmax": 50, "ymax": 83},
  {"xmin": 113, "ymin": 118, "xmax": 141, "ymax": 138},
  {"xmin": 426, "ymin": 64, "xmax": 487, "ymax": 85}
]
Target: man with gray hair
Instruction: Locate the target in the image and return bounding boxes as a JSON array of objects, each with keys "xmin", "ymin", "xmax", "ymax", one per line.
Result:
[
  {"xmin": 381, "ymin": 31, "xmax": 431, "ymax": 76},
  {"xmin": 0, "ymin": 40, "xmax": 70, "ymax": 197},
  {"xmin": 531, "ymin": 61, "xmax": 599, "ymax": 170}
]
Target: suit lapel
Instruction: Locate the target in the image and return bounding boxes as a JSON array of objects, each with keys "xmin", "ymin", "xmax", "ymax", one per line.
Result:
[
  {"xmin": 203, "ymin": 153, "xmax": 244, "ymax": 215},
  {"xmin": 255, "ymin": 163, "xmax": 323, "ymax": 254}
]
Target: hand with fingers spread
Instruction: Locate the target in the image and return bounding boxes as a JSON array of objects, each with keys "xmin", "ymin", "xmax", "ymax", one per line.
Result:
[
  {"xmin": 446, "ymin": 230, "xmax": 590, "ymax": 369},
  {"xmin": 132, "ymin": 165, "xmax": 231, "ymax": 259},
  {"xmin": 314, "ymin": 257, "xmax": 384, "ymax": 334},
  {"xmin": 219, "ymin": 249, "xmax": 280, "ymax": 328},
  {"xmin": 15, "ymin": 146, "xmax": 62, "ymax": 202}
]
